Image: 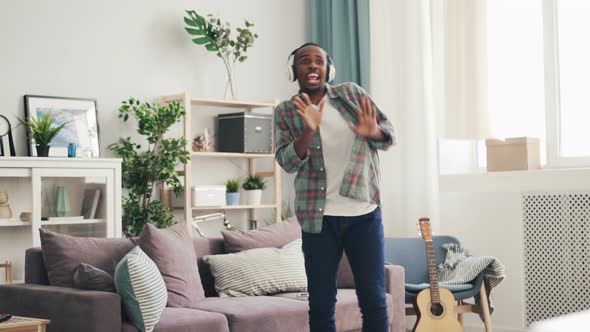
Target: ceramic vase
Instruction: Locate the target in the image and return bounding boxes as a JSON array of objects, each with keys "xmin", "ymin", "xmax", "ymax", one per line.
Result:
[
  {"xmin": 56, "ymin": 186, "xmax": 70, "ymax": 217},
  {"xmin": 245, "ymin": 189, "xmax": 262, "ymax": 205},
  {"xmin": 226, "ymin": 192, "xmax": 240, "ymax": 206}
]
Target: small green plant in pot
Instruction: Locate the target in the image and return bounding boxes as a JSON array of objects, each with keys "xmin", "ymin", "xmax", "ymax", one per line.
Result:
[
  {"xmin": 225, "ymin": 178, "xmax": 241, "ymax": 206},
  {"xmin": 242, "ymin": 175, "xmax": 266, "ymax": 206},
  {"xmin": 18, "ymin": 112, "xmax": 68, "ymax": 157}
]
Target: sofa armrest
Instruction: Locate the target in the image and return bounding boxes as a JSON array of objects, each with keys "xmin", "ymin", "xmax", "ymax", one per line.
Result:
[
  {"xmin": 385, "ymin": 264, "xmax": 405, "ymax": 332},
  {"xmin": 0, "ymin": 284, "xmax": 122, "ymax": 332}
]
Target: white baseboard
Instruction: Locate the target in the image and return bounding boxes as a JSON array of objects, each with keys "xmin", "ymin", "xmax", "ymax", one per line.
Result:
[
  {"xmin": 405, "ymin": 320, "xmax": 527, "ymax": 332},
  {"xmin": 464, "ymin": 325, "xmax": 527, "ymax": 332},
  {"xmin": 405, "ymin": 325, "xmax": 526, "ymax": 332}
]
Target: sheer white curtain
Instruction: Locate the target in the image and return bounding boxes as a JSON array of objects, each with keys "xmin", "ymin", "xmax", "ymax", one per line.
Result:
[
  {"xmin": 442, "ymin": 0, "xmax": 489, "ymax": 140},
  {"xmin": 370, "ymin": 0, "xmax": 488, "ymax": 235},
  {"xmin": 370, "ymin": 0, "xmax": 439, "ymax": 235}
]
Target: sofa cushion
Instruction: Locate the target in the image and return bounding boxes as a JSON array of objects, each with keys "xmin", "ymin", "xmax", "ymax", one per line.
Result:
[
  {"xmin": 39, "ymin": 228, "xmax": 135, "ymax": 287},
  {"xmin": 155, "ymin": 307, "xmax": 229, "ymax": 332},
  {"xmin": 222, "ymin": 216, "xmax": 300, "ymax": 253},
  {"xmin": 193, "ymin": 237, "xmax": 225, "ymax": 297},
  {"xmin": 25, "ymin": 248, "xmax": 49, "ymax": 285},
  {"xmin": 115, "ymin": 246, "xmax": 167, "ymax": 332},
  {"xmin": 73, "ymin": 263, "xmax": 115, "ymax": 292},
  {"xmin": 192, "ymin": 296, "xmax": 309, "ymax": 332},
  {"xmin": 202, "ymin": 239, "xmax": 307, "ymax": 296},
  {"xmin": 138, "ymin": 223, "xmax": 205, "ymax": 308},
  {"xmin": 274, "ymin": 289, "xmax": 394, "ymax": 332},
  {"xmin": 122, "ymin": 307, "xmax": 229, "ymax": 332}
]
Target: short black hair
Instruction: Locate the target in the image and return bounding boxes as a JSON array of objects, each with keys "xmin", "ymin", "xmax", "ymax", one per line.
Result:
[
  {"xmin": 291, "ymin": 42, "xmax": 326, "ymax": 61},
  {"xmin": 288, "ymin": 42, "xmax": 334, "ymax": 82}
]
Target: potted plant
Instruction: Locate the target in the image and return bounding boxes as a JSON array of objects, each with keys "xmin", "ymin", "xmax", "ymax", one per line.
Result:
[
  {"xmin": 18, "ymin": 112, "xmax": 68, "ymax": 157},
  {"xmin": 184, "ymin": 10, "xmax": 258, "ymax": 99},
  {"xmin": 242, "ymin": 175, "xmax": 266, "ymax": 206},
  {"xmin": 108, "ymin": 98, "xmax": 190, "ymax": 237},
  {"xmin": 225, "ymin": 178, "xmax": 241, "ymax": 206}
]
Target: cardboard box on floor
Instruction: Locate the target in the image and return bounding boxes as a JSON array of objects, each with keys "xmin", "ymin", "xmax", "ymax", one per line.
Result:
[{"xmin": 485, "ymin": 137, "xmax": 541, "ymax": 171}]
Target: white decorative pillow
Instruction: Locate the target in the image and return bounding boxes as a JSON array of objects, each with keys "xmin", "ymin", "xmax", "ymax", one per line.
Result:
[
  {"xmin": 203, "ymin": 239, "xmax": 307, "ymax": 297},
  {"xmin": 115, "ymin": 246, "xmax": 167, "ymax": 332}
]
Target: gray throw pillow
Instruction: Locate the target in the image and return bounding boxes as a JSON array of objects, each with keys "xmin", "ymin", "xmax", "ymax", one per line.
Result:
[
  {"xmin": 222, "ymin": 216, "xmax": 301, "ymax": 253},
  {"xmin": 203, "ymin": 239, "xmax": 307, "ymax": 297},
  {"xmin": 73, "ymin": 263, "xmax": 115, "ymax": 292},
  {"xmin": 39, "ymin": 228, "xmax": 135, "ymax": 288},
  {"xmin": 138, "ymin": 223, "xmax": 205, "ymax": 308}
]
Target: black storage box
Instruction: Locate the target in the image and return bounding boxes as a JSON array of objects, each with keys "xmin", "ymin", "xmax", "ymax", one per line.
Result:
[{"xmin": 217, "ymin": 112, "xmax": 273, "ymax": 153}]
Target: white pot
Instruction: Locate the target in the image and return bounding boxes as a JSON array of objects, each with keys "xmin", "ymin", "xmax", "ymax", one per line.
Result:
[{"xmin": 245, "ymin": 189, "xmax": 262, "ymax": 206}]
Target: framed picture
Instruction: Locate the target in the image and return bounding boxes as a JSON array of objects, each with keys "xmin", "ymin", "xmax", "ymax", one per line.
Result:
[{"xmin": 24, "ymin": 95, "xmax": 100, "ymax": 157}]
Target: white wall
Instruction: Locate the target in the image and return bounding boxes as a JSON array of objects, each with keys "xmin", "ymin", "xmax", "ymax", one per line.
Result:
[
  {"xmin": 440, "ymin": 169, "xmax": 590, "ymax": 332},
  {"xmin": 0, "ymin": 0, "xmax": 308, "ymax": 235},
  {"xmin": 0, "ymin": 0, "xmax": 307, "ymax": 155}
]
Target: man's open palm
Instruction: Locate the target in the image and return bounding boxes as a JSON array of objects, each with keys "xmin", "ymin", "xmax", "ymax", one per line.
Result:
[
  {"xmin": 294, "ymin": 93, "xmax": 324, "ymax": 134},
  {"xmin": 349, "ymin": 96, "xmax": 380, "ymax": 139}
]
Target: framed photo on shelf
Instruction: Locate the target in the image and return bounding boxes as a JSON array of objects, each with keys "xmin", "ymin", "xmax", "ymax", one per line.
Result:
[{"xmin": 24, "ymin": 95, "xmax": 100, "ymax": 157}]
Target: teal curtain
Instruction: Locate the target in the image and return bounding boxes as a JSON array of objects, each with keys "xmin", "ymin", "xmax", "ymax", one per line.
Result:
[{"xmin": 310, "ymin": 0, "xmax": 371, "ymax": 91}]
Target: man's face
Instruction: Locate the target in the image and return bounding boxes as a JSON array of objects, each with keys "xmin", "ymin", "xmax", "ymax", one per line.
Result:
[{"xmin": 294, "ymin": 45, "xmax": 328, "ymax": 93}]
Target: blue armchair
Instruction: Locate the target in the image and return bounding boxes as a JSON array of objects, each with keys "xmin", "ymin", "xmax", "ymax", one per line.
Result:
[{"xmin": 384, "ymin": 236, "xmax": 492, "ymax": 332}]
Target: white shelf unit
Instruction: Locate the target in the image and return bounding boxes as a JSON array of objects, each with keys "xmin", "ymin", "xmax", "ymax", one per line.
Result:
[
  {"xmin": 40, "ymin": 219, "xmax": 105, "ymax": 226},
  {"xmin": 161, "ymin": 94, "xmax": 281, "ymax": 229},
  {"xmin": 0, "ymin": 157, "xmax": 122, "ymax": 248},
  {"xmin": 0, "ymin": 158, "xmax": 122, "ymax": 277},
  {"xmin": 0, "ymin": 219, "xmax": 31, "ymax": 226}
]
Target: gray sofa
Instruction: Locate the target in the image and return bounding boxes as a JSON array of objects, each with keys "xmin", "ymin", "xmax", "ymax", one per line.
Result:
[{"xmin": 0, "ymin": 236, "xmax": 405, "ymax": 332}]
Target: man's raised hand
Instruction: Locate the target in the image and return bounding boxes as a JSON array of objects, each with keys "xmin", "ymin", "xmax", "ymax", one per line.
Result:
[
  {"xmin": 348, "ymin": 96, "xmax": 383, "ymax": 140},
  {"xmin": 294, "ymin": 93, "xmax": 324, "ymax": 134}
]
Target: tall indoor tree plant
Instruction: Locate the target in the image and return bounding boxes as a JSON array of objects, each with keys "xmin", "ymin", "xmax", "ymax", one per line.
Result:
[
  {"xmin": 109, "ymin": 98, "xmax": 189, "ymax": 237},
  {"xmin": 184, "ymin": 10, "xmax": 258, "ymax": 99}
]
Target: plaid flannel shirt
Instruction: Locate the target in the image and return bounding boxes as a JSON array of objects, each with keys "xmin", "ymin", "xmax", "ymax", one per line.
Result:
[{"xmin": 274, "ymin": 82, "xmax": 395, "ymax": 233}]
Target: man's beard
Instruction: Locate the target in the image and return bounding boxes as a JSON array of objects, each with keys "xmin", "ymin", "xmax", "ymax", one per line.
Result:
[{"xmin": 299, "ymin": 84, "xmax": 324, "ymax": 95}]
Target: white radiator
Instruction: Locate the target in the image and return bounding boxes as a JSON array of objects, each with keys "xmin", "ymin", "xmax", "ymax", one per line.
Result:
[{"xmin": 522, "ymin": 192, "xmax": 590, "ymax": 327}]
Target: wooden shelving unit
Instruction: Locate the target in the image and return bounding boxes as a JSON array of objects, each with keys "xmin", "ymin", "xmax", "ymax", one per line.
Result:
[
  {"xmin": 191, "ymin": 152, "xmax": 275, "ymax": 158},
  {"xmin": 161, "ymin": 94, "xmax": 281, "ymax": 230},
  {"xmin": 191, "ymin": 204, "xmax": 278, "ymax": 211}
]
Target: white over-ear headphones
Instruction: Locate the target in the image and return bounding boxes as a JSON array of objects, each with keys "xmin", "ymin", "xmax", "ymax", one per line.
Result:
[{"xmin": 287, "ymin": 43, "xmax": 336, "ymax": 82}]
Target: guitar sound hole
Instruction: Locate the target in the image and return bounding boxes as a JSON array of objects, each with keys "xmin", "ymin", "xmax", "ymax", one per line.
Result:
[{"xmin": 430, "ymin": 303, "xmax": 444, "ymax": 316}]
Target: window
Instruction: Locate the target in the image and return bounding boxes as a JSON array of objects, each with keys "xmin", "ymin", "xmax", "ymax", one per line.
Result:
[
  {"xmin": 487, "ymin": 0, "xmax": 546, "ymax": 165},
  {"xmin": 545, "ymin": 0, "xmax": 590, "ymax": 164},
  {"xmin": 439, "ymin": 0, "xmax": 590, "ymax": 174}
]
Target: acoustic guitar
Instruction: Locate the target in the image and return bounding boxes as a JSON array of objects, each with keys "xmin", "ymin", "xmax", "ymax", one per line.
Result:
[{"xmin": 412, "ymin": 217, "xmax": 463, "ymax": 332}]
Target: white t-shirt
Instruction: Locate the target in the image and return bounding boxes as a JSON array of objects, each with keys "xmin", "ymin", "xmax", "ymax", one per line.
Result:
[{"xmin": 318, "ymin": 97, "xmax": 377, "ymax": 216}]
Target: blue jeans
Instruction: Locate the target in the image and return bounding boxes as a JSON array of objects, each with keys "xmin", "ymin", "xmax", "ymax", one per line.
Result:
[{"xmin": 302, "ymin": 208, "xmax": 389, "ymax": 332}]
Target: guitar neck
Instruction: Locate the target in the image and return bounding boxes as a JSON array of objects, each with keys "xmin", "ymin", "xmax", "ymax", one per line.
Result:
[{"xmin": 425, "ymin": 240, "xmax": 440, "ymax": 304}]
